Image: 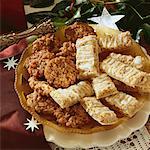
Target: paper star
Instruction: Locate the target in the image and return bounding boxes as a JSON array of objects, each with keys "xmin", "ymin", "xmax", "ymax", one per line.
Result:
[
  {"xmin": 3, "ymin": 56, "xmax": 18, "ymax": 70},
  {"xmin": 88, "ymin": 7, "xmax": 124, "ymax": 30},
  {"xmin": 24, "ymin": 117, "xmax": 40, "ymax": 132}
]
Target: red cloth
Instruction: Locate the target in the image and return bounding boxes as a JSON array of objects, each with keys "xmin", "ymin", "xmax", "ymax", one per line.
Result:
[
  {"xmin": 0, "ymin": 57, "xmax": 51, "ymax": 149},
  {"xmin": 0, "ymin": 0, "xmax": 27, "ymax": 34},
  {"xmin": 0, "ymin": 39, "xmax": 28, "ymax": 61}
]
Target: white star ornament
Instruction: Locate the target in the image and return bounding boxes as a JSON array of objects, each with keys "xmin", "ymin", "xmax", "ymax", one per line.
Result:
[
  {"xmin": 24, "ymin": 117, "xmax": 41, "ymax": 132},
  {"xmin": 88, "ymin": 7, "xmax": 124, "ymax": 30},
  {"xmin": 3, "ymin": 56, "xmax": 18, "ymax": 70}
]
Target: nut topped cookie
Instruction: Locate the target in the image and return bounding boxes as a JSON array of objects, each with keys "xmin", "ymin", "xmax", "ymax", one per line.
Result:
[{"xmin": 44, "ymin": 56, "xmax": 78, "ymax": 88}]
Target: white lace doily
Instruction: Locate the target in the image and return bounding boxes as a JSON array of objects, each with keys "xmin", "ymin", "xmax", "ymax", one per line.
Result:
[{"xmin": 48, "ymin": 126, "xmax": 150, "ymax": 150}]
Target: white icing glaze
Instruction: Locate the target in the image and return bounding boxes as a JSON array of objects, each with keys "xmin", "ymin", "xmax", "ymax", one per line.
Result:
[{"xmin": 133, "ymin": 56, "xmax": 142, "ymax": 65}]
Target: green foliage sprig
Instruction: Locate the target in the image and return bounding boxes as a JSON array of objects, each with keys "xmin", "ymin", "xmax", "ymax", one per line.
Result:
[{"xmin": 27, "ymin": 0, "xmax": 150, "ymax": 44}]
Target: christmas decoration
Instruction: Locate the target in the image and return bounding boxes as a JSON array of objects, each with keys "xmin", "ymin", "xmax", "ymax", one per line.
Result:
[
  {"xmin": 88, "ymin": 7, "xmax": 124, "ymax": 30},
  {"xmin": 3, "ymin": 57, "xmax": 18, "ymax": 70},
  {"xmin": 24, "ymin": 117, "xmax": 40, "ymax": 132}
]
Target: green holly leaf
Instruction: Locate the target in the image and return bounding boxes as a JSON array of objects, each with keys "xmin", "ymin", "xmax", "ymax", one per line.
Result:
[
  {"xmin": 26, "ymin": 11, "xmax": 58, "ymax": 24},
  {"xmin": 51, "ymin": 0, "xmax": 72, "ymax": 13},
  {"xmin": 65, "ymin": 7, "xmax": 81, "ymax": 24},
  {"xmin": 142, "ymin": 23, "xmax": 150, "ymax": 44},
  {"xmin": 52, "ymin": 17, "xmax": 68, "ymax": 27}
]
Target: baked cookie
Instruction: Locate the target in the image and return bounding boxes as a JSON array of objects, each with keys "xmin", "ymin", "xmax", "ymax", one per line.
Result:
[
  {"xmin": 32, "ymin": 33, "xmax": 56, "ymax": 53},
  {"xmin": 28, "ymin": 76, "xmax": 55, "ymax": 96},
  {"xmin": 76, "ymin": 35, "xmax": 100, "ymax": 79},
  {"xmin": 44, "ymin": 56, "xmax": 78, "ymax": 88},
  {"xmin": 56, "ymin": 41, "xmax": 76, "ymax": 61},
  {"xmin": 98, "ymin": 31, "xmax": 132, "ymax": 52},
  {"xmin": 92, "ymin": 74, "xmax": 118, "ymax": 99},
  {"xmin": 27, "ymin": 91, "xmax": 92, "ymax": 128},
  {"xmin": 81, "ymin": 97, "xmax": 118, "ymax": 125},
  {"xmin": 27, "ymin": 91, "xmax": 58, "ymax": 114},
  {"xmin": 24, "ymin": 50, "xmax": 54, "ymax": 78},
  {"xmin": 65, "ymin": 22, "xmax": 96, "ymax": 43},
  {"xmin": 50, "ymin": 81, "xmax": 94, "ymax": 108}
]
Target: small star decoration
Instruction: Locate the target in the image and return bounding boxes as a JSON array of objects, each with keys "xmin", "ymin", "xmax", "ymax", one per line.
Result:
[
  {"xmin": 3, "ymin": 56, "xmax": 18, "ymax": 70},
  {"xmin": 24, "ymin": 117, "xmax": 40, "ymax": 132},
  {"xmin": 88, "ymin": 7, "xmax": 124, "ymax": 30}
]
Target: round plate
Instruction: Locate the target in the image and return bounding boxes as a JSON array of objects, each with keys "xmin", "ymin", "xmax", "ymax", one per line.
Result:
[{"xmin": 15, "ymin": 24, "xmax": 150, "ymax": 148}]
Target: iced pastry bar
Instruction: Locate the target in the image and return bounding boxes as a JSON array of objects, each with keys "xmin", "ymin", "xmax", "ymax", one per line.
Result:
[
  {"xmin": 113, "ymin": 79, "xmax": 150, "ymax": 93},
  {"xmin": 50, "ymin": 81, "xmax": 94, "ymax": 108},
  {"xmin": 92, "ymin": 73, "xmax": 118, "ymax": 99},
  {"xmin": 110, "ymin": 53, "xmax": 144, "ymax": 70},
  {"xmin": 98, "ymin": 31, "xmax": 132, "ymax": 52},
  {"xmin": 81, "ymin": 97, "xmax": 118, "ymax": 125},
  {"xmin": 76, "ymin": 35, "xmax": 100, "ymax": 79},
  {"xmin": 104, "ymin": 92, "xmax": 142, "ymax": 117},
  {"xmin": 101, "ymin": 57, "xmax": 150, "ymax": 89}
]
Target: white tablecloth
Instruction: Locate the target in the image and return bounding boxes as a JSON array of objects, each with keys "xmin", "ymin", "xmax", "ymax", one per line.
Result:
[{"xmin": 49, "ymin": 127, "xmax": 150, "ymax": 150}]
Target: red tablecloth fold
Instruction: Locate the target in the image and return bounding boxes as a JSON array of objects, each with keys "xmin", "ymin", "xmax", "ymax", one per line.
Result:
[{"xmin": 0, "ymin": 60, "xmax": 51, "ymax": 150}]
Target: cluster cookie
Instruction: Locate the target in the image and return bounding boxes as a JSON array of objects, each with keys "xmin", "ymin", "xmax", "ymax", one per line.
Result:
[
  {"xmin": 24, "ymin": 50, "xmax": 54, "ymax": 78},
  {"xmin": 44, "ymin": 56, "xmax": 78, "ymax": 88},
  {"xmin": 65, "ymin": 22, "xmax": 96, "ymax": 43}
]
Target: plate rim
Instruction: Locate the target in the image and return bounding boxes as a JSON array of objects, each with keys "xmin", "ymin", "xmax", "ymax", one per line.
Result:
[{"xmin": 43, "ymin": 99, "xmax": 150, "ymax": 148}]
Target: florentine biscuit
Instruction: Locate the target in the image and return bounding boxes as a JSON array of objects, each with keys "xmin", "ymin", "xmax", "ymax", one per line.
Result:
[
  {"xmin": 65, "ymin": 22, "xmax": 96, "ymax": 43},
  {"xmin": 44, "ymin": 57, "xmax": 78, "ymax": 88},
  {"xmin": 28, "ymin": 76, "xmax": 55, "ymax": 96},
  {"xmin": 24, "ymin": 50, "xmax": 54, "ymax": 78}
]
